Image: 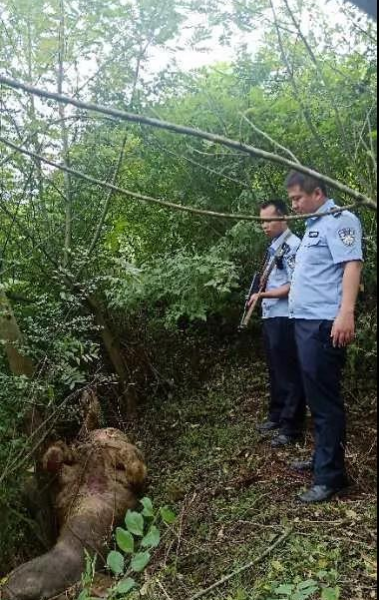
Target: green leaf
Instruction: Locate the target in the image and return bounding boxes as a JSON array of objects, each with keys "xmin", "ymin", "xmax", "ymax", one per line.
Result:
[
  {"xmin": 113, "ymin": 577, "xmax": 137, "ymax": 595},
  {"xmin": 274, "ymin": 584, "xmax": 294, "ymax": 595},
  {"xmin": 141, "ymin": 497, "xmax": 154, "ymax": 518},
  {"xmin": 293, "ymin": 592, "xmax": 316, "ymax": 600},
  {"xmin": 160, "ymin": 506, "xmax": 176, "ymax": 525},
  {"xmin": 298, "ymin": 580, "xmax": 318, "ymax": 590},
  {"xmin": 321, "ymin": 588, "xmax": 341, "ymax": 600},
  {"xmin": 116, "ymin": 527, "xmax": 135, "ymax": 554},
  {"xmin": 142, "ymin": 525, "xmax": 161, "ymax": 549},
  {"xmin": 107, "ymin": 551, "xmax": 125, "ymax": 575},
  {"xmin": 131, "ymin": 551, "xmax": 151, "ymax": 573},
  {"xmin": 125, "ymin": 510, "xmax": 145, "ymax": 537}
]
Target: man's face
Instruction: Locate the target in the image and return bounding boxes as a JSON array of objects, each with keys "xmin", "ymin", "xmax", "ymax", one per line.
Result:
[
  {"xmin": 288, "ymin": 184, "xmax": 325, "ymax": 215},
  {"xmin": 260, "ymin": 205, "xmax": 287, "ymax": 239}
]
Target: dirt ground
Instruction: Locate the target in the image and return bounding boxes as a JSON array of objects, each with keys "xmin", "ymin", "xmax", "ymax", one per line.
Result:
[
  {"xmin": 1, "ymin": 338, "xmax": 376, "ymax": 600},
  {"xmin": 123, "ymin": 347, "xmax": 377, "ymax": 600}
]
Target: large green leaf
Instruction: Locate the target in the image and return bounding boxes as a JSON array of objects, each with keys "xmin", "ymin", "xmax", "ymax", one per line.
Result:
[
  {"xmin": 321, "ymin": 588, "xmax": 341, "ymax": 600},
  {"xmin": 142, "ymin": 525, "xmax": 161, "ymax": 549},
  {"xmin": 274, "ymin": 584, "xmax": 294, "ymax": 596},
  {"xmin": 113, "ymin": 578, "xmax": 137, "ymax": 595},
  {"xmin": 116, "ymin": 527, "xmax": 135, "ymax": 554},
  {"xmin": 125, "ymin": 510, "xmax": 145, "ymax": 537},
  {"xmin": 131, "ymin": 551, "xmax": 151, "ymax": 573},
  {"xmin": 141, "ymin": 497, "xmax": 154, "ymax": 518},
  {"xmin": 107, "ymin": 551, "xmax": 125, "ymax": 576}
]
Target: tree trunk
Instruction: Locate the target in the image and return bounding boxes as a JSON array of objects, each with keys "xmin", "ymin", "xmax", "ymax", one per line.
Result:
[
  {"xmin": 85, "ymin": 295, "xmax": 137, "ymax": 414},
  {"xmin": 0, "ymin": 288, "xmax": 35, "ymax": 377},
  {"xmin": 58, "ymin": 0, "xmax": 73, "ymax": 269}
]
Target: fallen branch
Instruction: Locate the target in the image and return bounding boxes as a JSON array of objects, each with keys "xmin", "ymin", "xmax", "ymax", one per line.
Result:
[
  {"xmin": 0, "ymin": 136, "xmax": 364, "ymax": 222},
  {"xmin": 157, "ymin": 580, "xmax": 175, "ymax": 600},
  {"xmin": 188, "ymin": 528, "xmax": 293, "ymax": 600},
  {"xmin": 0, "ymin": 75, "xmax": 376, "ymax": 209}
]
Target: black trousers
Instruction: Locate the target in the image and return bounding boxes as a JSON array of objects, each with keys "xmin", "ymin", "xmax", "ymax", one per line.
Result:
[
  {"xmin": 263, "ymin": 318, "xmax": 306, "ymax": 437},
  {"xmin": 294, "ymin": 320, "xmax": 347, "ymax": 488}
]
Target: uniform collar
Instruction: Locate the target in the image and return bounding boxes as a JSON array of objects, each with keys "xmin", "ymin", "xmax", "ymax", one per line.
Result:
[
  {"xmin": 270, "ymin": 228, "xmax": 290, "ymax": 251},
  {"xmin": 306, "ymin": 199, "xmax": 336, "ymax": 227}
]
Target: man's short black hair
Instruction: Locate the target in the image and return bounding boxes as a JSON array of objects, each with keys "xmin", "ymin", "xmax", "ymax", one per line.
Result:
[
  {"xmin": 285, "ymin": 170, "xmax": 328, "ymax": 196},
  {"xmin": 260, "ymin": 199, "xmax": 289, "ymax": 216}
]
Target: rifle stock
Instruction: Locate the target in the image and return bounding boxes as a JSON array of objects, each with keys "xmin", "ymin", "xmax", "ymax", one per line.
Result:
[{"xmin": 239, "ymin": 272, "xmax": 260, "ymax": 330}]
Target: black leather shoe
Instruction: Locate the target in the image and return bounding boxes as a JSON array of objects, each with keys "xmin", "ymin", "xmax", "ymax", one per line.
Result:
[
  {"xmin": 271, "ymin": 434, "xmax": 302, "ymax": 448},
  {"xmin": 256, "ymin": 420, "xmax": 280, "ymax": 433},
  {"xmin": 290, "ymin": 460, "xmax": 314, "ymax": 473},
  {"xmin": 298, "ymin": 484, "xmax": 349, "ymax": 504}
]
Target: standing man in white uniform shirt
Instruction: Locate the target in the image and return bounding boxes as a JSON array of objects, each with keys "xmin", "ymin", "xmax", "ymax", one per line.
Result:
[
  {"xmin": 286, "ymin": 171, "xmax": 363, "ymax": 504},
  {"xmin": 250, "ymin": 200, "xmax": 306, "ymax": 448}
]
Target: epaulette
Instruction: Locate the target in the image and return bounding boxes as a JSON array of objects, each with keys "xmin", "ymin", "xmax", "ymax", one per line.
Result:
[{"xmin": 333, "ymin": 211, "xmax": 343, "ymax": 219}]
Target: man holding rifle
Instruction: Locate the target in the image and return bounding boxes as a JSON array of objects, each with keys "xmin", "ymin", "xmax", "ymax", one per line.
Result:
[{"xmin": 245, "ymin": 200, "xmax": 306, "ymax": 448}]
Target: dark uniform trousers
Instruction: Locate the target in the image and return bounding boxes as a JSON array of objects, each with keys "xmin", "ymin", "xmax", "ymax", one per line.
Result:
[
  {"xmin": 295, "ymin": 320, "xmax": 347, "ymax": 488},
  {"xmin": 263, "ymin": 318, "xmax": 306, "ymax": 437}
]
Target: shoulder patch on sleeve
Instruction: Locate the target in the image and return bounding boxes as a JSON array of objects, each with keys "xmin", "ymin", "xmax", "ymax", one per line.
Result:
[
  {"xmin": 338, "ymin": 227, "xmax": 356, "ymax": 247},
  {"xmin": 286, "ymin": 254, "xmax": 296, "ymax": 270}
]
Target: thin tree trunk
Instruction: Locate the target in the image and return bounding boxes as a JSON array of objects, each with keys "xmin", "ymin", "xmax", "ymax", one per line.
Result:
[
  {"xmin": 27, "ymin": 18, "xmax": 45, "ymax": 215},
  {"xmin": 58, "ymin": 0, "xmax": 73, "ymax": 268},
  {"xmin": 85, "ymin": 295, "xmax": 136, "ymax": 414},
  {"xmin": 268, "ymin": 0, "xmax": 330, "ymax": 167},
  {"xmin": 0, "ymin": 288, "xmax": 35, "ymax": 377}
]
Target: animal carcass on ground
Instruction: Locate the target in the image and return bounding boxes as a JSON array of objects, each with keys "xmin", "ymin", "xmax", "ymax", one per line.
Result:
[{"xmin": 1, "ymin": 426, "xmax": 147, "ymax": 600}]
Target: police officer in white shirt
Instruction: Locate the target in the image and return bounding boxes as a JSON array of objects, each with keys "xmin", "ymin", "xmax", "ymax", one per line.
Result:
[
  {"xmin": 251, "ymin": 200, "xmax": 306, "ymax": 447},
  {"xmin": 286, "ymin": 171, "xmax": 363, "ymax": 504}
]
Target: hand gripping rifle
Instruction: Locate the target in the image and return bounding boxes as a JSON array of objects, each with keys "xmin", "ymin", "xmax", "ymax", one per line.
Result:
[{"xmin": 239, "ymin": 230, "xmax": 291, "ymax": 331}]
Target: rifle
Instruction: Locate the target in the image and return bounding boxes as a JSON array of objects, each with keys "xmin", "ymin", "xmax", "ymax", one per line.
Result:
[
  {"xmin": 238, "ymin": 271, "xmax": 261, "ymax": 331},
  {"xmin": 239, "ymin": 230, "xmax": 292, "ymax": 331}
]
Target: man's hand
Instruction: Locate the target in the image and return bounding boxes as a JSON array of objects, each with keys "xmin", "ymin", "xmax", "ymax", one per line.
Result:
[
  {"xmin": 248, "ymin": 293, "xmax": 261, "ymax": 308},
  {"xmin": 331, "ymin": 310, "xmax": 355, "ymax": 348}
]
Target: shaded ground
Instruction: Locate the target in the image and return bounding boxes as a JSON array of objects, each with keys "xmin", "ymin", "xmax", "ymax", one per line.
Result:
[
  {"xmin": 1, "ymin": 335, "xmax": 376, "ymax": 600},
  {"xmin": 122, "ymin": 345, "xmax": 377, "ymax": 600}
]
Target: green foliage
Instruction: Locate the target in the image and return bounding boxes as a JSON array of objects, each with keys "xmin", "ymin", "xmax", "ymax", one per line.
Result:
[
  {"xmin": 347, "ymin": 309, "xmax": 377, "ymax": 379},
  {"xmin": 270, "ymin": 580, "xmax": 319, "ymax": 600},
  {"xmin": 80, "ymin": 498, "xmax": 176, "ymax": 599},
  {"xmin": 105, "ymin": 247, "xmax": 239, "ymax": 327},
  {"xmin": 78, "ymin": 552, "xmax": 97, "ymax": 600},
  {"xmin": 266, "ymin": 579, "xmax": 340, "ymax": 600}
]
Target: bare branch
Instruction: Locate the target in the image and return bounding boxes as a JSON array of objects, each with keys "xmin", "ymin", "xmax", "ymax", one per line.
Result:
[
  {"xmin": 0, "ymin": 136, "xmax": 369, "ymax": 222},
  {"xmin": 75, "ymin": 134, "xmax": 129, "ymax": 279},
  {"xmin": 268, "ymin": 0, "xmax": 329, "ymax": 163},
  {"xmin": 189, "ymin": 528, "xmax": 293, "ymax": 600},
  {"xmin": 281, "ymin": 0, "xmax": 366, "ymax": 184},
  {"xmin": 144, "ymin": 130, "xmax": 250, "ymax": 189},
  {"xmin": 241, "ymin": 111, "xmax": 301, "ymax": 164},
  {"xmin": 0, "ymin": 76, "xmax": 376, "ymax": 207}
]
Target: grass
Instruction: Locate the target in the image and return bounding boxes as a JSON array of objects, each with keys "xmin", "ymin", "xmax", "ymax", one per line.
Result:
[{"xmin": 126, "ymin": 344, "xmax": 377, "ymax": 600}]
